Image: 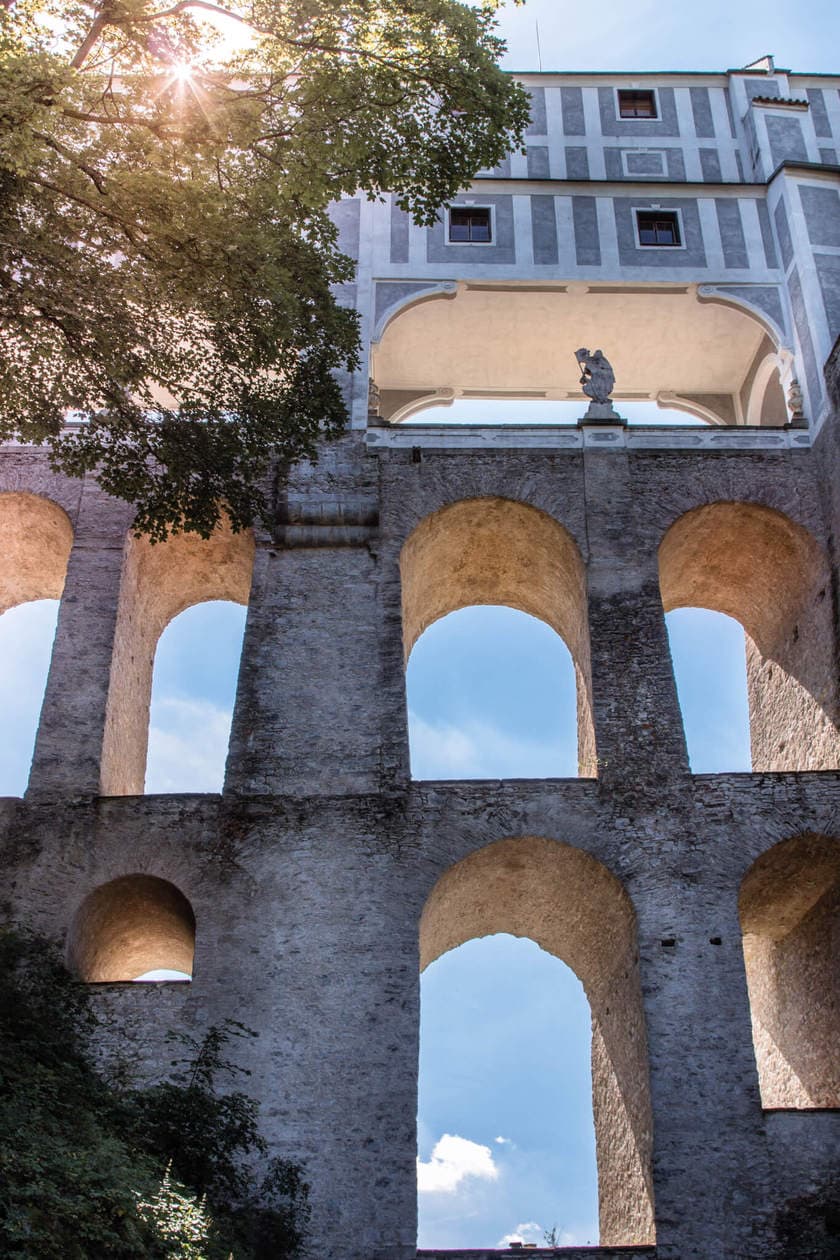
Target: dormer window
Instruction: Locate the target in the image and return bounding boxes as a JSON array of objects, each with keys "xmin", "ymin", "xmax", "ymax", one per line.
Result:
[
  {"xmin": 618, "ymin": 89, "xmax": 658, "ymax": 119},
  {"xmin": 449, "ymin": 207, "xmax": 492, "ymax": 243}
]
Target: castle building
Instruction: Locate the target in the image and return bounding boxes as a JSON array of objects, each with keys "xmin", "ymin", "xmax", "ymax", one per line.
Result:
[{"xmin": 2, "ymin": 55, "xmax": 840, "ymax": 1259}]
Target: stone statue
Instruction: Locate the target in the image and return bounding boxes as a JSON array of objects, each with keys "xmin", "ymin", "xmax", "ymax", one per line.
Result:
[
  {"xmin": 575, "ymin": 347, "xmax": 615, "ymax": 405},
  {"xmin": 787, "ymin": 378, "xmax": 805, "ymax": 423},
  {"xmin": 574, "ymin": 347, "xmax": 622, "ymax": 423},
  {"xmin": 368, "ymin": 377, "xmax": 381, "ymax": 417}
]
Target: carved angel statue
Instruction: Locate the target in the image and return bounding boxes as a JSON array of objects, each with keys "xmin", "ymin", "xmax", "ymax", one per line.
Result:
[{"xmin": 575, "ymin": 348, "xmax": 616, "ymax": 405}]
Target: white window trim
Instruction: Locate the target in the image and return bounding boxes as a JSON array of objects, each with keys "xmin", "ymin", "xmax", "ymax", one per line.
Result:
[
  {"xmin": 447, "ymin": 203, "xmax": 496, "ymax": 247},
  {"xmin": 615, "ymin": 86, "xmax": 660, "ymax": 121},
  {"xmin": 632, "ymin": 205, "xmax": 687, "ymax": 250},
  {"xmin": 621, "ymin": 148, "xmax": 667, "ymax": 177}
]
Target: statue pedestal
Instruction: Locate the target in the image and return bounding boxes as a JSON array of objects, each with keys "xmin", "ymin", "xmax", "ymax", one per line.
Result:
[{"xmin": 578, "ymin": 403, "xmax": 626, "ymax": 425}]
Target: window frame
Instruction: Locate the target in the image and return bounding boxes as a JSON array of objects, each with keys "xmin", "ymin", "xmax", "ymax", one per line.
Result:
[
  {"xmin": 447, "ymin": 204, "xmax": 495, "ymax": 246},
  {"xmin": 633, "ymin": 207, "xmax": 686, "ymax": 250},
  {"xmin": 616, "ymin": 88, "xmax": 660, "ymax": 120}
]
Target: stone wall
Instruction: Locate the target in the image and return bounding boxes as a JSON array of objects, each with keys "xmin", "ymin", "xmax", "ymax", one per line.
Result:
[{"xmin": 1, "ymin": 416, "xmax": 840, "ymax": 1258}]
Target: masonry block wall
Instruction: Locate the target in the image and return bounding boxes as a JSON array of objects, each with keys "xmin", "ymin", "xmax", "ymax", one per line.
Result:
[{"xmin": 3, "ymin": 55, "xmax": 840, "ymax": 1260}]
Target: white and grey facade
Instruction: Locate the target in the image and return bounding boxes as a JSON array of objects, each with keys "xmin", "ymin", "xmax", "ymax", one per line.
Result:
[{"xmin": 333, "ymin": 56, "xmax": 840, "ymax": 446}]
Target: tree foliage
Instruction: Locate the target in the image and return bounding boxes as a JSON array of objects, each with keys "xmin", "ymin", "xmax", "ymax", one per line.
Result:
[
  {"xmin": 0, "ymin": 927, "xmax": 310, "ymax": 1258},
  {"xmin": 0, "ymin": 0, "xmax": 528, "ymax": 536}
]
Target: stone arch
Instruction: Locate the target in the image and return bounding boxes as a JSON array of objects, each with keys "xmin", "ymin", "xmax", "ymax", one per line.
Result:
[
  {"xmin": 658, "ymin": 502, "xmax": 839, "ymax": 771},
  {"xmin": 100, "ymin": 521, "xmax": 255, "ymax": 795},
  {"xmin": 400, "ymin": 497, "xmax": 595, "ymax": 776},
  {"xmin": 0, "ymin": 491, "xmax": 73, "ymax": 613},
  {"xmin": 68, "ymin": 873, "xmax": 196, "ymax": 982},
  {"xmin": 745, "ymin": 352, "xmax": 787, "ymax": 427},
  {"xmin": 420, "ymin": 836, "xmax": 655, "ymax": 1246},
  {"xmin": 739, "ymin": 835, "xmax": 840, "ymax": 1108}
]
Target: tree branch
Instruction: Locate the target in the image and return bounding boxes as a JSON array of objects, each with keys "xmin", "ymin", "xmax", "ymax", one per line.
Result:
[
  {"xmin": 28, "ymin": 176, "xmax": 145, "ymax": 247},
  {"xmin": 71, "ymin": 14, "xmax": 109, "ymax": 70},
  {"xmin": 34, "ymin": 132, "xmax": 108, "ymax": 194},
  {"xmin": 60, "ymin": 105, "xmax": 185, "ymax": 140}
]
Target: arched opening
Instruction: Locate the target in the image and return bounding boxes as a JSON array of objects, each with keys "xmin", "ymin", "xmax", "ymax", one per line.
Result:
[
  {"xmin": 420, "ymin": 837, "xmax": 655, "ymax": 1247},
  {"xmin": 372, "ymin": 283, "xmax": 790, "ymax": 428},
  {"xmin": 658, "ymin": 502, "xmax": 839, "ymax": 771},
  {"xmin": 145, "ymin": 600, "xmax": 248, "ymax": 793},
  {"xmin": 739, "ymin": 835, "xmax": 840, "ymax": 1108},
  {"xmin": 0, "ymin": 492, "xmax": 73, "ymax": 795},
  {"xmin": 100, "ymin": 521, "xmax": 254, "ymax": 795},
  {"xmin": 407, "ymin": 606, "xmax": 579, "ymax": 779},
  {"xmin": 744, "ymin": 346, "xmax": 788, "ymax": 427},
  {"xmin": 401, "ymin": 499, "xmax": 595, "ymax": 778},
  {"xmin": 68, "ymin": 874, "xmax": 195, "ymax": 982},
  {"xmin": 418, "ymin": 934, "xmax": 597, "ymax": 1249},
  {"xmin": 664, "ymin": 608, "xmax": 751, "ymax": 772}
]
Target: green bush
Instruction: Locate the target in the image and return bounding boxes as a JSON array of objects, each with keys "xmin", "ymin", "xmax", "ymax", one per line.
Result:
[{"xmin": 0, "ymin": 929, "xmax": 309, "ymax": 1259}]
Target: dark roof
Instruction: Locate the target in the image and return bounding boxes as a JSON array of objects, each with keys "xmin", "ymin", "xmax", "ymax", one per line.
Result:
[{"xmin": 751, "ymin": 96, "xmax": 809, "ymax": 108}]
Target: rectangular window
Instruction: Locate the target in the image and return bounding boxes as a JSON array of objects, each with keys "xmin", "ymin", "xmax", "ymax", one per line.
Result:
[
  {"xmin": 636, "ymin": 209, "xmax": 682, "ymax": 246},
  {"xmin": 618, "ymin": 89, "xmax": 658, "ymax": 119},
  {"xmin": 449, "ymin": 207, "xmax": 492, "ymax": 243}
]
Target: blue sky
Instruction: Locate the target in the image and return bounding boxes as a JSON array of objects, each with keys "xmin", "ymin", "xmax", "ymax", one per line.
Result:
[
  {"xmin": 1, "ymin": 0, "xmax": 833, "ymax": 1243},
  {"xmin": 484, "ymin": 0, "xmax": 840, "ymax": 76}
]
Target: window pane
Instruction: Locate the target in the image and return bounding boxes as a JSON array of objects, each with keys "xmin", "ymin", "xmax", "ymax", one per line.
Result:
[
  {"xmin": 449, "ymin": 207, "xmax": 491, "ymax": 243},
  {"xmin": 637, "ymin": 211, "xmax": 679, "ymax": 246},
  {"xmin": 619, "ymin": 90, "xmax": 656, "ymax": 118}
]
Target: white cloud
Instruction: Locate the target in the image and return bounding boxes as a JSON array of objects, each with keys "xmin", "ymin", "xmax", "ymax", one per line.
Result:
[
  {"xmin": 494, "ymin": 1136, "xmax": 512, "ymax": 1146},
  {"xmin": 145, "ymin": 696, "xmax": 233, "ymax": 792},
  {"xmin": 417, "ymin": 1134, "xmax": 499, "ymax": 1195},
  {"xmin": 498, "ymin": 1222, "xmax": 544, "ymax": 1247},
  {"xmin": 498, "ymin": 1222, "xmax": 593, "ymax": 1247},
  {"xmin": 408, "ymin": 711, "xmax": 576, "ymax": 780}
]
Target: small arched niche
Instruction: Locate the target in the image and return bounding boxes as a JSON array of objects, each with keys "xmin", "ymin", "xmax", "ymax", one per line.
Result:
[
  {"xmin": 739, "ymin": 835, "xmax": 840, "ymax": 1108},
  {"xmin": 420, "ymin": 837, "xmax": 655, "ymax": 1246},
  {"xmin": 658, "ymin": 502, "xmax": 839, "ymax": 771},
  {"xmin": 68, "ymin": 874, "xmax": 195, "ymax": 982},
  {"xmin": 401, "ymin": 498, "xmax": 595, "ymax": 777},
  {"xmin": 100, "ymin": 520, "xmax": 254, "ymax": 795}
]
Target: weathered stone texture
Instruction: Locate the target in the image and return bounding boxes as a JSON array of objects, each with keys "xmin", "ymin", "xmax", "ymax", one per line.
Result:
[
  {"xmin": 6, "ymin": 49, "xmax": 840, "ymax": 1250},
  {"xmin": 2, "ymin": 411, "xmax": 840, "ymax": 1259}
]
